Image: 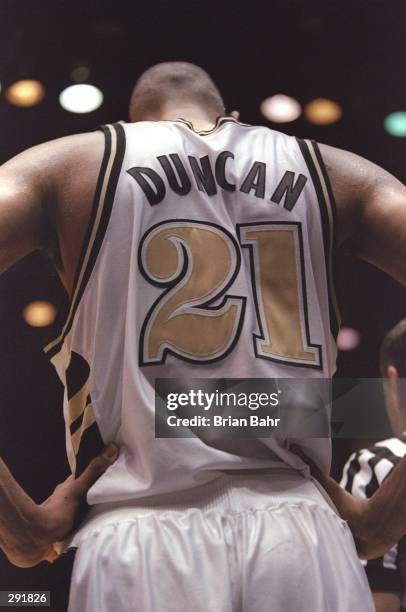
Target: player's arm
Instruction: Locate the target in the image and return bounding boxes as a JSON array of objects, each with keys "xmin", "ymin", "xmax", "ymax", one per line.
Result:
[
  {"xmin": 0, "ymin": 132, "xmax": 109, "ymax": 567},
  {"xmin": 318, "ymin": 143, "xmax": 406, "ymax": 285},
  {"xmin": 292, "ymin": 444, "xmax": 406, "ymax": 559},
  {"xmin": 340, "ymin": 451, "xmax": 402, "ymax": 609},
  {"xmin": 0, "ymin": 444, "xmax": 118, "ymax": 567},
  {"xmin": 0, "ymin": 148, "xmax": 50, "ymax": 275},
  {"xmin": 308, "ymin": 147, "xmax": 406, "ymax": 556},
  {"xmin": 373, "ymin": 592, "xmax": 401, "ymax": 612},
  {"xmin": 0, "ymin": 130, "xmax": 104, "ymax": 291}
]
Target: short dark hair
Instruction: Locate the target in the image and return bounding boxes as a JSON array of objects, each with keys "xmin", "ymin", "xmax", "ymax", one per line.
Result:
[
  {"xmin": 129, "ymin": 62, "xmax": 225, "ymax": 121},
  {"xmin": 380, "ymin": 319, "xmax": 406, "ymax": 377}
]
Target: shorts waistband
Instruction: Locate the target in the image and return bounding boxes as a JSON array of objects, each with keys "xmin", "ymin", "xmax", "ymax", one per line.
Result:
[{"xmin": 57, "ymin": 468, "xmax": 337, "ymax": 554}]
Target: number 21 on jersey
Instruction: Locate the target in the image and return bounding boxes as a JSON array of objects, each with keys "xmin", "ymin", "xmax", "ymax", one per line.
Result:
[{"xmin": 138, "ymin": 219, "xmax": 321, "ymax": 369}]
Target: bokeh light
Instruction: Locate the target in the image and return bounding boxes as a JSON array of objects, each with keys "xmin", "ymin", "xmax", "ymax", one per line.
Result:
[
  {"xmin": 384, "ymin": 112, "xmax": 406, "ymax": 137},
  {"xmin": 260, "ymin": 94, "xmax": 302, "ymax": 123},
  {"xmin": 59, "ymin": 83, "xmax": 103, "ymax": 113},
  {"xmin": 337, "ymin": 327, "xmax": 361, "ymax": 351},
  {"xmin": 5, "ymin": 80, "xmax": 45, "ymax": 107},
  {"xmin": 23, "ymin": 301, "xmax": 56, "ymax": 328},
  {"xmin": 304, "ymin": 98, "xmax": 342, "ymax": 125}
]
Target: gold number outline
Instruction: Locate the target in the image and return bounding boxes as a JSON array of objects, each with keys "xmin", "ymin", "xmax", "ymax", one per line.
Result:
[
  {"xmin": 237, "ymin": 221, "xmax": 323, "ymax": 370},
  {"xmin": 138, "ymin": 219, "xmax": 247, "ymax": 366}
]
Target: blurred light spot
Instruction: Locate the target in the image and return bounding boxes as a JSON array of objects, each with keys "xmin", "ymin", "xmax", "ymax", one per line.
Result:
[
  {"xmin": 23, "ymin": 301, "xmax": 56, "ymax": 327},
  {"xmin": 384, "ymin": 112, "xmax": 406, "ymax": 137},
  {"xmin": 6, "ymin": 80, "xmax": 45, "ymax": 107},
  {"xmin": 59, "ymin": 84, "xmax": 103, "ymax": 113},
  {"xmin": 304, "ymin": 98, "xmax": 342, "ymax": 125},
  {"xmin": 71, "ymin": 65, "xmax": 90, "ymax": 83},
  {"xmin": 260, "ymin": 94, "xmax": 302, "ymax": 123},
  {"xmin": 337, "ymin": 327, "xmax": 360, "ymax": 351}
]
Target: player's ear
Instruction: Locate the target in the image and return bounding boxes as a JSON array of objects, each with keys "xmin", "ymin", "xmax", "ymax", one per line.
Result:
[
  {"xmin": 385, "ymin": 365, "xmax": 401, "ymax": 412},
  {"xmin": 229, "ymin": 110, "xmax": 240, "ymax": 120},
  {"xmin": 387, "ymin": 365, "xmax": 399, "ymax": 380}
]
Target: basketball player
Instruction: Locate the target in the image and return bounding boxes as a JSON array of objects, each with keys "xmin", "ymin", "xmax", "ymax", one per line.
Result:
[{"xmin": 1, "ymin": 61, "xmax": 406, "ymax": 610}]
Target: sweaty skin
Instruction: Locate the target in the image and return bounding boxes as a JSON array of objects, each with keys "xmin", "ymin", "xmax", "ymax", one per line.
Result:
[{"xmin": 0, "ymin": 115, "xmax": 406, "ymax": 564}]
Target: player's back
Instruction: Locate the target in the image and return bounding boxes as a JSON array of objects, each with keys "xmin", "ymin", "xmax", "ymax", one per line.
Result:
[{"xmin": 44, "ymin": 116, "xmax": 339, "ymax": 504}]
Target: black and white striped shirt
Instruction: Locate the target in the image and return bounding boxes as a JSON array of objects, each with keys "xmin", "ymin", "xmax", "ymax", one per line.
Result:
[{"xmin": 341, "ymin": 435, "xmax": 406, "ymax": 608}]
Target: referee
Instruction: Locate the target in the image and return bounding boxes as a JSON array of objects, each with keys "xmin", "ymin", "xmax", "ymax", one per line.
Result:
[{"xmin": 341, "ymin": 320, "xmax": 406, "ymax": 612}]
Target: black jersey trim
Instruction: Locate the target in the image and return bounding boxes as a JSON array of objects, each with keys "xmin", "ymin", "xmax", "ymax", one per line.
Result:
[
  {"xmin": 60, "ymin": 351, "xmax": 105, "ymax": 476},
  {"xmin": 43, "ymin": 123, "xmax": 126, "ymax": 359},
  {"xmin": 295, "ymin": 138, "xmax": 341, "ymax": 340},
  {"xmin": 74, "ymin": 419, "xmax": 104, "ymax": 478}
]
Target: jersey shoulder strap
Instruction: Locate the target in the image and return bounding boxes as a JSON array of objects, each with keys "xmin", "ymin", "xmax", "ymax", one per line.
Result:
[{"xmin": 296, "ymin": 138, "xmax": 341, "ymax": 338}]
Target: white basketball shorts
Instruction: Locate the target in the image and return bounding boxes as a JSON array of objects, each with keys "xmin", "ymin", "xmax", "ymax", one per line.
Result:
[{"xmin": 66, "ymin": 469, "xmax": 374, "ymax": 612}]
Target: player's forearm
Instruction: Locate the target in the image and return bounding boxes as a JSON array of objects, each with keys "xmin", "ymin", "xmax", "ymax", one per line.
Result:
[
  {"xmin": 0, "ymin": 457, "xmax": 50, "ymax": 566},
  {"xmin": 355, "ymin": 454, "xmax": 406, "ymax": 559}
]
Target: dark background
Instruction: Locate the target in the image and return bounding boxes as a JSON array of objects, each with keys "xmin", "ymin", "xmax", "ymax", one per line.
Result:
[{"xmin": 0, "ymin": 1, "xmax": 405, "ymax": 609}]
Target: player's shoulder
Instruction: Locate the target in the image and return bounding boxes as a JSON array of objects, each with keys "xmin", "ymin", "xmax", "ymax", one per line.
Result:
[{"xmin": 1, "ymin": 129, "xmax": 104, "ymax": 182}]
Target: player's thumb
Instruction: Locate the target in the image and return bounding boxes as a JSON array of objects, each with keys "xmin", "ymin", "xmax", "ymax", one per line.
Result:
[{"xmin": 73, "ymin": 443, "xmax": 119, "ymax": 496}]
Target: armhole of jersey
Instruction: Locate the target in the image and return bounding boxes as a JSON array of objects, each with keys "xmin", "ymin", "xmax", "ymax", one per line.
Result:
[
  {"xmin": 295, "ymin": 137, "xmax": 341, "ymax": 340},
  {"xmin": 43, "ymin": 122, "xmax": 126, "ymax": 359}
]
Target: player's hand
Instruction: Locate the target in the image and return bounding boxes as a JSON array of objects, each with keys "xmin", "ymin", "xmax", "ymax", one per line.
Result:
[
  {"xmin": 290, "ymin": 445, "xmax": 369, "ymax": 540},
  {"xmin": 6, "ymin": 443, "xmax": 119, "ymax": 567}
]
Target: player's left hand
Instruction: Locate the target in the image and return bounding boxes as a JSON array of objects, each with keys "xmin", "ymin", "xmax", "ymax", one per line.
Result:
[{"xmin": 6, "ymin": 443, "xmax": 119, "ymax": 567}]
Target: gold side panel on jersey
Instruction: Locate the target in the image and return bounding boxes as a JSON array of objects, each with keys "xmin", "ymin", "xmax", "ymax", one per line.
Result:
[
  {"xmin": 67, "ymin": 383, "xmax": 90, "ymax": 425},
  {"xmin": 143, "ymin": 224, "xmax": 242, "ymax": 361}
]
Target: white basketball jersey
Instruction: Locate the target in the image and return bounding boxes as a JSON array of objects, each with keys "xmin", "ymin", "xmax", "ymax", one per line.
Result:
[{"xmin": 44, "ymin": 117, "xmax": 340, "ymax": 504}]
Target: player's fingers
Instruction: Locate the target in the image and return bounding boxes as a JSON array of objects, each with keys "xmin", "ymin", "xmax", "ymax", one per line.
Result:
[
  {"xmin": 229, "ymin": 110, "xmax": 240, "ymax": 120},
  {"xmin": 72, "ymin": 443, "xmax": 119, "ymax": 497},
  {"xmin": 43, "ymin": 545, "xmax": 59, "ymax": 564}
]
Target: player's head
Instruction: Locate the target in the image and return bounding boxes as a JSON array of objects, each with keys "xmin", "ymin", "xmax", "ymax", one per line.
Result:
[
  {"xmin": 380, "ymin": 319, "xmax": 406, "ymax": 434},
  {"xmin": 129, "ymin": 62, "xmax": 226, "ymax": 122}
]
